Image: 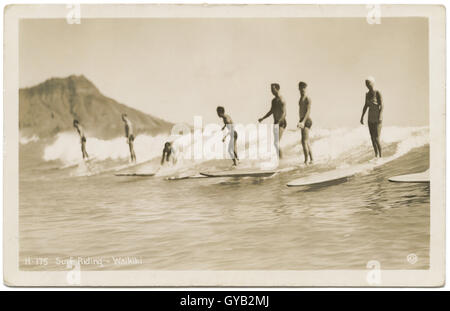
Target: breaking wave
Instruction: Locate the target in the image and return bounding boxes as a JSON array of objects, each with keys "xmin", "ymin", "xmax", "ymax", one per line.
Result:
[{"xmin": 41, "ymin": 125, "xmax": 429, "ymax": 176}]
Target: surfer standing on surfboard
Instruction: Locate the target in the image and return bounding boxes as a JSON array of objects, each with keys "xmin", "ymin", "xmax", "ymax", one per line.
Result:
[
  {"xmin": 217, "ymin": 106, "xmax": 239, "ymax": 166},
  {"xmin": 360, "ymin": 77, "xmax": 383, "ymax": 158},
  {"xmin": 121, "ymin": 113, "xmax": 137, "ymax": 163},
  {"xmin": 258, "ymin": 83, "xmax": 287, "ymax": 158},
  {"xmin": 297, "ymin": 82, "xmax": 314, "ymax": 165},
  {"xmin": 73, "ymin": 119, "xmax": 89, "ymax": 160}
]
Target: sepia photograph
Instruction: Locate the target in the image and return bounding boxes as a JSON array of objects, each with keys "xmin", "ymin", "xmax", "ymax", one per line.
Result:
[{"xmin": 3, "ymin": 4, "xmax": 445, "ymax": 286}]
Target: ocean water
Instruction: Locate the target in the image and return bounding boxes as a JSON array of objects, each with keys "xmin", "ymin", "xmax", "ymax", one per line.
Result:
[{"xmin": 19, "ymin": 126, "xmax": 430, "ymax": 270}]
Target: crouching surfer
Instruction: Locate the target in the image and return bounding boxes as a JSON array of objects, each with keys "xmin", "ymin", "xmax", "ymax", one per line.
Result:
[{"xmin": 161, "ymin": 141, "xmax": 177, "ymax": 166}]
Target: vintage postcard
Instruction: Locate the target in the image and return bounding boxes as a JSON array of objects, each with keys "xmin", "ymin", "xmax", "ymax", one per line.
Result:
[{"xmin": 3, "ymin": 4, "xmax": 445, "ymax": 286}]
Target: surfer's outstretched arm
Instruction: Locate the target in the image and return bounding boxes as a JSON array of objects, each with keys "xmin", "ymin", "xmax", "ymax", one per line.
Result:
[
  {"xmin": 258, "ymin": 107, "xmax": 273, "ymax": 123},
  {"xmin": 222, "ymin": 131, "xmax": 229, "ymax": 142}
]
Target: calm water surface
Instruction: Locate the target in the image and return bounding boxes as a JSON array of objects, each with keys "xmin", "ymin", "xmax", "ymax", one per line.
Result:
[{"xmin": 19, "ymin": 141, "xmax": 429, "ymax": 271}]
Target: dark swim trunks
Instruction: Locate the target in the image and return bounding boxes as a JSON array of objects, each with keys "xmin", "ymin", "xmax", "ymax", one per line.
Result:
[
  {"xmin": 278, "ymin": 119, "xmax": 287, "ymax": 129},
  {"xmin": 129, "ymin": 134, "xmax": 135, "ymax": 142},
  {"xmin": 304, "ymin": 118, "xmax": 312, "ymax": 129},
  {"xmin": 81, "ymin": 136, "xmax": 86, "ymax": 143}
]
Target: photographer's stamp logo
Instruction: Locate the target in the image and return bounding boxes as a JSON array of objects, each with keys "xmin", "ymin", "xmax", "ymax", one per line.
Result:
[
  {"xmin": 66, "ymin": 4, "xmax": 81, "ymax": 24},
  {"xmin": 366, "ymin": 260, "xmax": 381, "ymax": 285},
  {"xmin": 366, "ymin": 5, "xmax": 381, "ymax": 25},
  {"xmin": 66, "ymin": 258, "xmax": 81, "ymax": 285},
  {"xmin": 407, "ymin": 253, "xmax": 418, "ymax": 265}
]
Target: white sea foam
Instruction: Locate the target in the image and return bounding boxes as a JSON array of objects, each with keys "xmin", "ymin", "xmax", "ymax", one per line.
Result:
[
  {"xmin": 42, "ymin": 126, "xmax": 429, "ymax": 175},
  {"xmin": 19, "ymin": 133, "xmax": 39, "ymax": 144}
]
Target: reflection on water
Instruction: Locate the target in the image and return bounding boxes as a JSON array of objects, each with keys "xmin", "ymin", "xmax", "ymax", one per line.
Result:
[{"xmin": 19, "ymin": 145, "xmax": 429, "ymax": 271}]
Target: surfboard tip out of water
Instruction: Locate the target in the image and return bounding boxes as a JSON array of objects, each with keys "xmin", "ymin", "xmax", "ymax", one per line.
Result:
[
  {"xmin": 115, "ymin": 173, "xmax": 155, "ymax": 177},
  {"xmin": 388, "ymin": 170, "xmax": 429, "ymax": 183},
  {"xmin": 286, "ymin": 167, "xmax": 356, "ymax": 187},
  {"xmin": 200, "ymin": 170, "xmax": 277, "ymax": 178},
  {"xmin": 167, "ymin": 174, "xmax": 207, "ymax": 180}
]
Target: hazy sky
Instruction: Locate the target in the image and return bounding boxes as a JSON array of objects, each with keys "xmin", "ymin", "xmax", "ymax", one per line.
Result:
[{"xmin": 20, "ymin": 18, "xmax": 428, "ymax": 127}]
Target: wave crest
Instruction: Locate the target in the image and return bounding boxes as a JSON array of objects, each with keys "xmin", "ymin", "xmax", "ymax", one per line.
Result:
[{"xmin": 42, "ymin": 126, "xmax": 429, "ymax": 174}]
